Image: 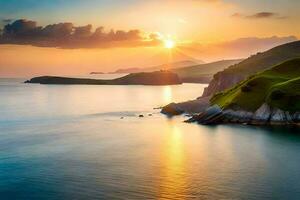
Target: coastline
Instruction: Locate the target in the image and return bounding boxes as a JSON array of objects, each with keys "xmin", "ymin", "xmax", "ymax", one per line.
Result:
[
  {"xmin": 25, "ymin": 71, "xmax": 182, "ymax": 86},
  {"xmin": 186, "ymin": 104, "xmax": 300, "ymax": 126}
]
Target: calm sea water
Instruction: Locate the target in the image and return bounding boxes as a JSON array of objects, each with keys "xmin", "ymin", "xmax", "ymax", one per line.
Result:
[{"xmin": 1, "ymin": 77, "xmax": 300, "ymax": 200}]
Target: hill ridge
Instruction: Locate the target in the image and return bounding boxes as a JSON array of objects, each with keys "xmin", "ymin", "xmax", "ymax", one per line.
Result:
[{"xmin": 203, "ymin": 40, "xmax": 300, "ymax": 97}]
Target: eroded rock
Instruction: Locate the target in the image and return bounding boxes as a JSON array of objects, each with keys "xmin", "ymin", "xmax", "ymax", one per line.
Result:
[{"xmin": 191, "ymin": 103, "xmax": 300, "ymax": 126}]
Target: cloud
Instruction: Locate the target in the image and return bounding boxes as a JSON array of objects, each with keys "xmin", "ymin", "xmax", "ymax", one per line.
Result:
[
  {"xmin": 2, "ymin": 19, "xmax": 13, "ymax": 24},
  {"xmin": 192, "ymin": 0, "xmax": 223, "ymax": 3},
  {"xmin": 219, "ymin": 36, "xmax": 297, "ymax": 50},
  {"xmin": 0, "ymin": 19, "xmax": 161, "ymax": 48},
  {"xmin": 247, "ymin": 12, "xmax": 277, "ymax": 19},
  {"xmin": 231, "ymin": 12, "xmax": 287, "ymax": 20},
  {"xmin": 0, "ymin": 18, "xmax": 13, "ymax": 29}
]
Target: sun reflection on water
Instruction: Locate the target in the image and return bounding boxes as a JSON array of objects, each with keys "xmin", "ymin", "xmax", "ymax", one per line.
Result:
[
  {"xmin": 158, "ymin": 124, "xmax": 188, "ymax": 199},
  {"xmin": 163, "ymin": 86, "xmax": 173, "ymax": 104}
]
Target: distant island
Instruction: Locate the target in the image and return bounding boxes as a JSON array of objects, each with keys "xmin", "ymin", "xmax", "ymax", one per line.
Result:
[
  {"xmin": 25, "ymin": 71, "xmax": 182, "ymax": 86},
  {"xmin": 90, "ymin": 72, "xmax": 105, "ymax": 74}
]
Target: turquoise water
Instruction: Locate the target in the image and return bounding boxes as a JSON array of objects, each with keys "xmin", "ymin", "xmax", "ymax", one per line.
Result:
[{"xmin": 1, "ymin": 78, "xmax": 300, "ymax": 199}]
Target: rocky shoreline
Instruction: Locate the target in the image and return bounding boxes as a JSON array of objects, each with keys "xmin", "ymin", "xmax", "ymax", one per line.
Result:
[
  {"xmin": 187, "ymin": 104, "xmax": 300, "ymax": 126},
  {"xmin": 161, "ymin": 96, "xmax": 210, "ymax": 116}
]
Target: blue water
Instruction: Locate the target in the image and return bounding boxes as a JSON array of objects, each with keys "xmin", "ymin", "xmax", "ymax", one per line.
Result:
[{"xmin": 1, "ymin": 78, "xmax": 300, "ymax": 199}]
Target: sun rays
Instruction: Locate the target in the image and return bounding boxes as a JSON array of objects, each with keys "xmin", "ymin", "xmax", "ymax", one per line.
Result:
[{"xmin": 164, "ymin": 39, "xmax": 176, "ymax": 49}]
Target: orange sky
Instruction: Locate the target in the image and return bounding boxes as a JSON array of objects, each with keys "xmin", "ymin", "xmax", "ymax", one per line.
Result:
[{"xmin": 0, "ymin": 0, "xmax": 299, "ymax": 77}]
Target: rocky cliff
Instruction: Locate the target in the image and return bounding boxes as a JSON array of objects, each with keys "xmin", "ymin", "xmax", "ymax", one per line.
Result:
[
  {"xmin": 188, "ymin": 104, "xmax": 300, "ymax": 126},
  {"xmin": 191, "ymin": 58, "xmax": 300, "ymax": 126},
  {"xmin": 202, "ymin": 73, "xmax": 244, "ymax": 97}
]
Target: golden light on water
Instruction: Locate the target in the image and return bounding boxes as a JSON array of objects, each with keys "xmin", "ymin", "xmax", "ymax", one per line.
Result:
[
  {"xmin": 159, "ymin": 124, "xmax": 187, "ymax": 199},
  {"xmin": 163, "ymin": 86, "xmax": 173, "ymax": 103}
]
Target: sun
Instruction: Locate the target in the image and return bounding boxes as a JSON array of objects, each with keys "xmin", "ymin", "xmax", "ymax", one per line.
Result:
[{"xmin": 164, "ymin": 39, "xmax": 175, "ymax": 49}]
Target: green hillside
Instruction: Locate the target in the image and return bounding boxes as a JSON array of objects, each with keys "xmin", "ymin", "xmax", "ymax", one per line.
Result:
[
  {"xmin": 172, "ymin": 59, "xmax": 243, "ymax": 83},
  {"xmin": 224, "ymin": 41, "xmax": 300, "ymax": 75},
  {"xmin": 204, "ymin": 41, "xmax": 300, "ymax": 96},
  {"xmin": 210, "ymin": 58, "xmax": 300, "ymax": 112}
]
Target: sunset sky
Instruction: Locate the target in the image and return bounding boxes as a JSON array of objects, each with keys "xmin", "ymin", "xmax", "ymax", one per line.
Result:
[{"xmin": 0, "ymin": 0, "xmax": 299, "ymax": 77}]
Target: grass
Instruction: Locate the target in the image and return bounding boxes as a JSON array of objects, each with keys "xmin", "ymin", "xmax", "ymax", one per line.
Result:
[{"xmin": 210, "ymin": 58, "xmax": 300, "ymax": 112}]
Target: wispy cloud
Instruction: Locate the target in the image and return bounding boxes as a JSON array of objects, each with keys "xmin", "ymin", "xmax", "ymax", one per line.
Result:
[
  {"xmin": 0, "ymin": 18, "xmax": 13, "ymax": 27},
  {"xmin": 231, "ymin": 12, "xmax": 288, "ymax": 20},
  {"xmin": 0, "ymin": 19, "xmax": 162, "ymax": 49},
  {"xmin": 2, "ymin": 19, "xmax": 13, "ymax": 23}
]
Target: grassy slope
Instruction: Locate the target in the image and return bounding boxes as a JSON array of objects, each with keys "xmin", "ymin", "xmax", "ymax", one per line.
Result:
[
  {"xmin": 203, "ymin": 41, "xmax": 300, "ymax": 96},
  {"xmin": 210, "ymin": 58, "xmax": 300, "ymax": 112},
  {"xmin": 172, "ymin": 59, "xmax": 243, "ymax": 82},
  {"xmin": 222, "ymin": 41, "xmax": 300, "ymax": 76}
]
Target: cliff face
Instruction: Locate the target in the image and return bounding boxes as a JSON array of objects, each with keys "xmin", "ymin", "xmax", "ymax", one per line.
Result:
[
  {"xmin": 202, "ymin": 72, "xmax": 244, "ymax": 97},
  {"xmin": 189, "ymin": 104, "xmax": 300, "ymax": 126},
  {"xmin": 202, "ymin": 41, "xmax": 300, "ymax": 97}
]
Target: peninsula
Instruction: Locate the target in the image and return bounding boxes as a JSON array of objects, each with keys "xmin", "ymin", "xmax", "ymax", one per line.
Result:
[
  {"xmin": 25, "ymin": 71, "xmax": 182, "ymax": 86},
  {"xmin": 162, "ymin": 41, "xmax": 300, "ymax": 116},
  {"xmin": 190, "ymin": 58, "xmax": 300, "ymax": 126}
]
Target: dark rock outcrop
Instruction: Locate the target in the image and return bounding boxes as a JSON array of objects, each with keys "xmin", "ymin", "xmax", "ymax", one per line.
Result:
[
  {"xmin": 25, "ymin": 71, "xmax": 182, "ymax": 86},
  {"xmin": 161, "ymin": 103, "xmax": 185, "ymax": 116},
  {"xmin": 161, "ymin": 96, "xmax": 210, "ymax": 116},
  {"xmin": 190, "ymin": 104, "xmax": 300, "ymax": 126}
]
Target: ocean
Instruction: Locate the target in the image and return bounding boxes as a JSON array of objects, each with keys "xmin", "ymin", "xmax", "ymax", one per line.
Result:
[{"xmin": 1, "ymin": 77, "xmax": 300, "ymax": 199}]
